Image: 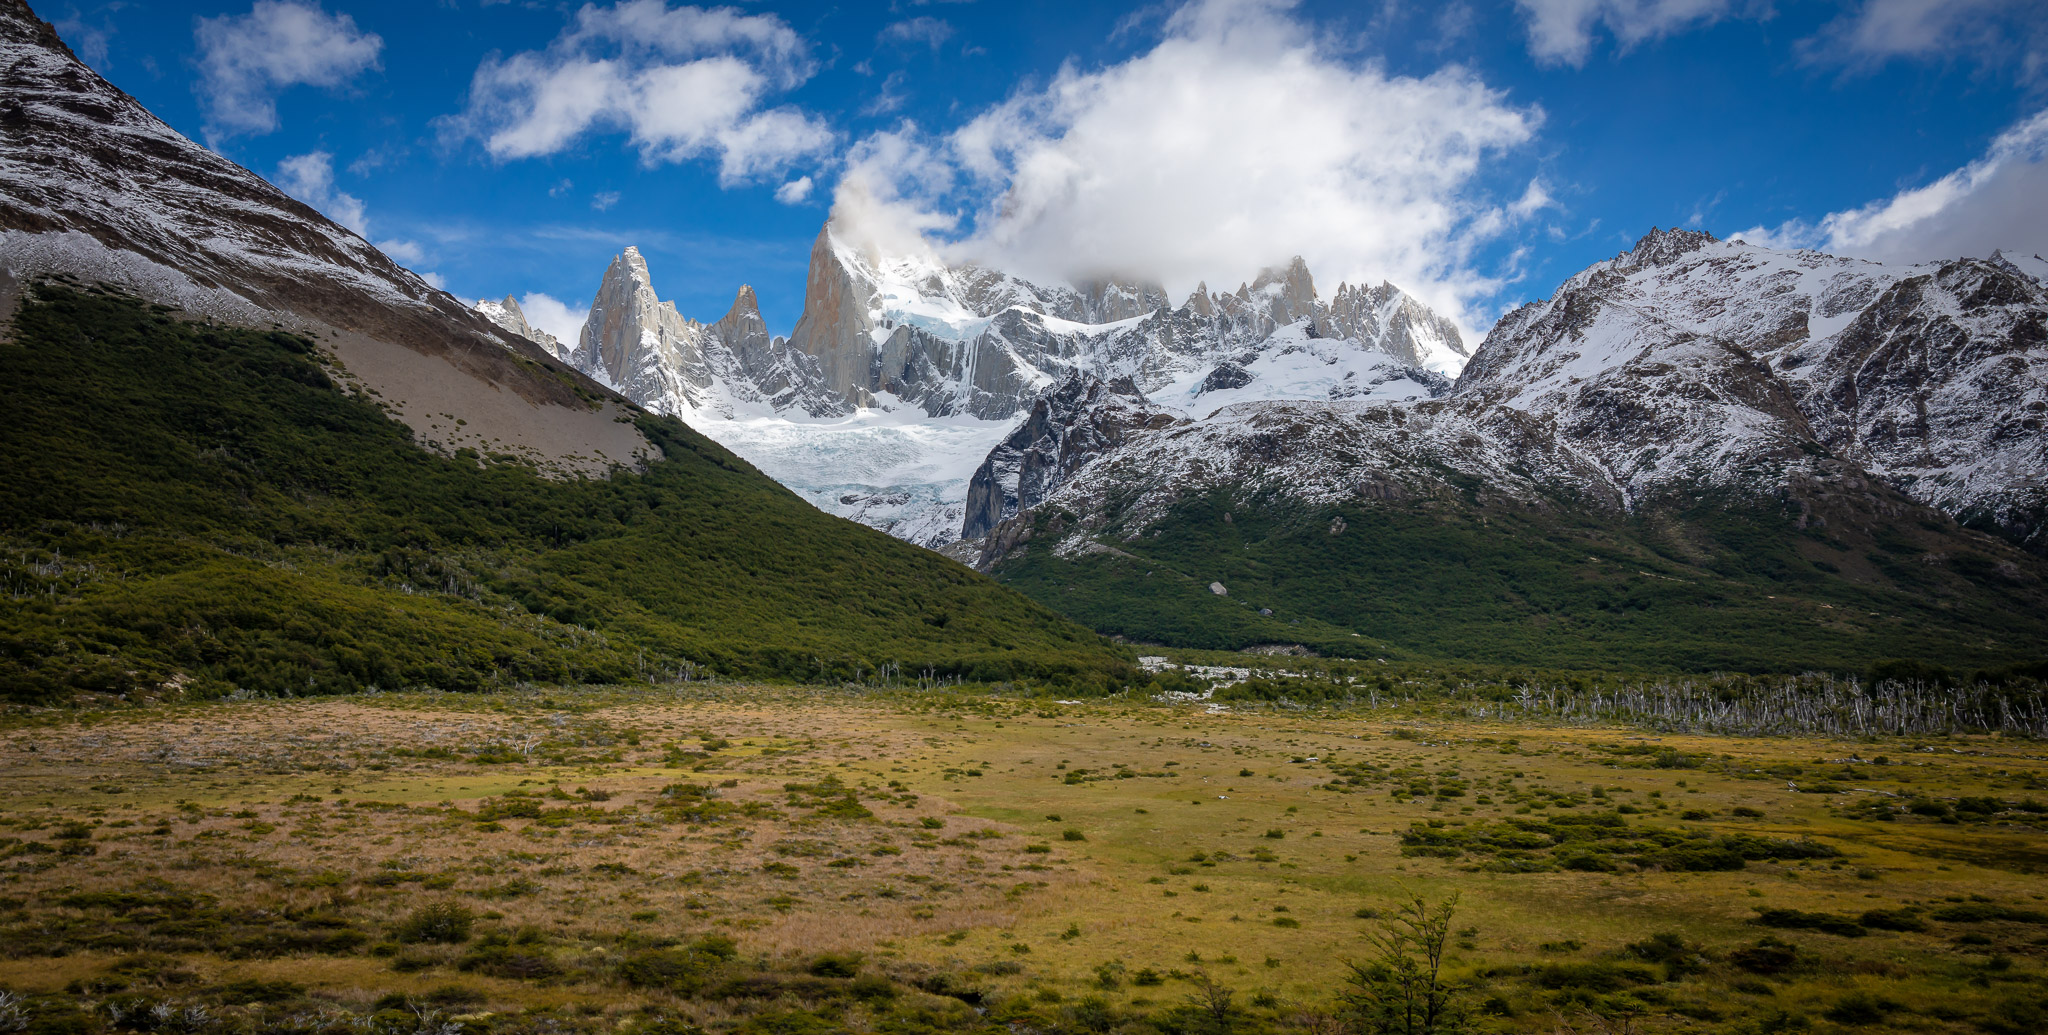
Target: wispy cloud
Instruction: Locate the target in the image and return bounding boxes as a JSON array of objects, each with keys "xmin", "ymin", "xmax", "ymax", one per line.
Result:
[
  {"xmin": 878, "ymin": 16, "xmax": 954, "ymax": 50},
  {"xmin": 1513, "ymin": 0, "xmax": 1743, "ymax": 67},
  {"xmin": 1800, "ymin": 0, "xmax": 2047, "ymax": 80}
]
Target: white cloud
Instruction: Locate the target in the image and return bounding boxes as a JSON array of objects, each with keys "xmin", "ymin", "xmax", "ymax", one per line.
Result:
[
  {"xmin": 519, "ymin": 292, "xmax": 590, "ymax": 343},
  {"xmin": 1514, "ymin": 0, "xmax": 1735, "ymax": 67},
  {"xmin": 833, "ymin": 0, "xmax": 1540, "ymax": 337},
  {"xmin": 275, "ymin": 151, "xmax": 369, "ymax": 234},
  {"xmin": 774, "ymin": 175, "xmax": 814, "ymax": 204},
  {"xmin": 879, "ymin": 17, "xmax": 954, "ymax": 50},
  {"xmin": 452, "ymin": 0, "xmax": 831, "ymax": 184},
  {"xmin": 592, "ymin": 190, "xmax": 621, "ymax": 211},
  {"xmin": 1508, "ymin": 179, "xmax": 1557, "ymax": 219},
  {"xmin": 1802, "ymin": 0, "xmax": 2046, "ymax": 76},
  {"xmin": 1731, "ymin": 108, "xmax": 2048, "ymax": 263},
  {"xmin": 832, "ymin": 124, "xmax": 960, "ymax": 262},
  {"xmin": 377, "ymin": 238, "xmax": 426, "ymax": 265},
  {"xmin": 418, "ymin": 271, "xmax": 448, "ymax": 290},
  {"xmin": 194, "ymin": 0, "xmax": 382, "ymax": 139}
]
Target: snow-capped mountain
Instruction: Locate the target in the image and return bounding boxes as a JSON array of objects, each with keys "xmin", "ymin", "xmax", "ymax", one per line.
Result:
[
  {"xmin": 781, "ymin": 231, "xmax": 1468, "ymax": 421},
  {"xmin": 476, "ymin": 295, "xmax": 566, "ymax": 361},
  {"xmin": 568, "ymin": 247, "xmax": 843, "ymax": 420},
  {"xmin": 1460, "ymin": 229, "xmax": 2048, "ymax": 545},
  {"xmin": 961, "ymin": 374, "xmax": 1182, "ymax": 542},
  {"xmin": 961, "ymin": 228, "xmax": 2048, "ymax": 569},
  {"xmin": 495, "ymin": 225, "xmax": 1465, "ymax": 546},
  {"xmin": 0, "ymin": 0, "xmax": 651, "ymax": 475}
]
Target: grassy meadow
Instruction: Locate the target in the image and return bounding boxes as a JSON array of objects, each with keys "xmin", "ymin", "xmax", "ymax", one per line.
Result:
[{"xmin": 0, "ymin": 687, "xmax": 2044, "ymax": 1034}]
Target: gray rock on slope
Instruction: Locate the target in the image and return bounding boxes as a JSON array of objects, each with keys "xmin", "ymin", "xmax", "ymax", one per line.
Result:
[
  {"xmin": 961, "ymin": 374, "xmax": 1181, "ymax": 540},
  {"xmin": 970, "ymin": 227, "xmax": 2048, "ymax": 566},
  {"xmin": 0, "ymin": 0, "xmax": 652, "ymax": 476},
  {"xmin": 475, "ymin": 295, "xmax": 566, "ymax": 360}
]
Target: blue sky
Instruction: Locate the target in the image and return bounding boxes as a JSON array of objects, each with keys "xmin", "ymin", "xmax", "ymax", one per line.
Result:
[{"xmin": 41, "ymin": 0, "xmax": 2048, "ymax": 344}]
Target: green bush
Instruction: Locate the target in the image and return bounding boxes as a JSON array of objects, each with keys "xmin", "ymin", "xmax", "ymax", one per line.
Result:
[
  {"xmin": 807, "ymin": 953, "xmax": 862, "ymax": 978},
  {"xmin": 394, "ymin": 903, "xmax": 474, "ymax": 944}
]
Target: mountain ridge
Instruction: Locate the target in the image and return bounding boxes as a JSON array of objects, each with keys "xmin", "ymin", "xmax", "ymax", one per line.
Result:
[
  {"xmin": 482, "ymin": 224, "xmax": 1469, "ymax": 546},
  {"xmin": 0, "ymin": 0, "xmax": 1133, "ymax": 698},
  {"xmin": 936, "ymin": 228, "xmax": 2048, "ymax": 669}
]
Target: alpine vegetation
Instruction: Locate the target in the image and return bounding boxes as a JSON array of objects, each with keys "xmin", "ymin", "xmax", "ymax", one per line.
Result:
[{"xmin": 2, "ymin": 2, "xmax": 2047, "ymax": 1034}]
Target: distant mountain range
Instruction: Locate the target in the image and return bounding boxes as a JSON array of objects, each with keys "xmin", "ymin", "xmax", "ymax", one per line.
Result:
[
  {"xmin": 0, "ymin": 0, "xmax": 1126, "ymax": 699},
  {"xmin": 2, "ymin": 0, "xmax": 2042, "ymax": 680},
  {"xmin": 481, "ymin": 215, "xmax": 2048, "ymax": 670},
  {"xmin": 477, "ymin": 228, "xmax": 1468, "ymax": 547}
]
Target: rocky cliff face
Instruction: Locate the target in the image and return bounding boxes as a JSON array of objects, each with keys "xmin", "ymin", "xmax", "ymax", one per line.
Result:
[
  {"xmin": 567, "ymin": 247, "xmax": 844, "ymax": 420},
  {"xmin": 964, "ymin": 228, "xmax": 2048, "ymax": 569},
  {"xmin": 772, "ymin": 228, "xmax": 1468, "ymax": 422},
  {"xmin": 1320, "ymin": 280, "xmax": 1468, "ymax": 369},
  {"xmin": 476, "ymin": 295, "xmax": 565, "ymax": 360},
  {"xmin": 961, "ymin": 374, "xmax": 1181, "ymax": 540}
]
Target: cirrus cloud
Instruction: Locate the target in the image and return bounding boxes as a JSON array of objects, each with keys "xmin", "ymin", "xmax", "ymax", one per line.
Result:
[{"xmin": 1514, "ymin": 0, "xmax": 1740, "ymax": 67}]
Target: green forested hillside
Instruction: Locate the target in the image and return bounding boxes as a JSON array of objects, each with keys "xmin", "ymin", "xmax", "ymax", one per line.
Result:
[
  {"xmin": 991, "ymin": 483, "xmax": 2048, "ymax": 674},
  {"xmin": 0, "ymin": 285, "xmax": 1132, "ymax": 700}
]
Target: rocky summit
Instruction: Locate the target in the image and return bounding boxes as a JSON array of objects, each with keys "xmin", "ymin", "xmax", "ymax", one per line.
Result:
[
  {"xmin": 941, "ymin": 228, "xmax": 2048, "ymax": 670},
  {"xmin": 480, "ymin": 225, "xmax": 1466, "ymax": 546}
]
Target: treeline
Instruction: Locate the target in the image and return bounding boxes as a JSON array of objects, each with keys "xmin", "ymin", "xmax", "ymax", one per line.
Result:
[{"xmin": 1194, "ymin": 661, "xmax": 2048, "ymax": 737}]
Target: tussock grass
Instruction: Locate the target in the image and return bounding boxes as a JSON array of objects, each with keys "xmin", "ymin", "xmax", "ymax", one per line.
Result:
[{"xmin": 0, "ymin": 688, "xmax": 2042, "ymax": 1033}]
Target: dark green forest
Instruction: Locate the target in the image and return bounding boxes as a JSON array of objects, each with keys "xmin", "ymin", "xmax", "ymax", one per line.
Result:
[
  {"xmin": 0, "ymin": 285, "xmax": 1134, "ymax": 701},
  {"xmin": 992, "ymin": 479, "xmax": 2048, "ymax": 673}
]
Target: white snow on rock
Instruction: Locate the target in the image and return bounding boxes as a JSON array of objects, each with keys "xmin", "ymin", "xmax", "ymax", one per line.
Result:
[
  {"xmin": 963, "ymin": 228, "xmax": 2048, "ymax": 566},
  {"xmin": 497, "ymin": 223, "xmax": 1466, "ymax": 548}
]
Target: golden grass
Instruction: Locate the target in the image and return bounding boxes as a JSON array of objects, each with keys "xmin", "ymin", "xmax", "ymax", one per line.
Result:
[{"xmin": 1, "ymin": 687, "xmax": 2043, "ymax": 1032}]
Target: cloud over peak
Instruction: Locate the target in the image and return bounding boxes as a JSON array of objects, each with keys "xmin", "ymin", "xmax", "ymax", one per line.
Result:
[
  {"xmin": 1734, "ymin": 108, "xmax": 2048, "ymax": 265},
  {"xmin": 832, "ymin": 0, "xmax": 1542, "ymax": 336}
]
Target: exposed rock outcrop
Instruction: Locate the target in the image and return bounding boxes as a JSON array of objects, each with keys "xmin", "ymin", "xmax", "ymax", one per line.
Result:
[
  {"xmin": 962, "ymin": 374, "xmax": 1181, "ymax": 540},
  {"xmin": 476, "ymin": 295, "xmax": 565, "ymax": 360}
]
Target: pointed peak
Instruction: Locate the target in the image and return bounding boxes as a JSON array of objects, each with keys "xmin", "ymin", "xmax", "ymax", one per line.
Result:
[
  {"xmin": 1627, "ymin": 227, "xmax": 1718, "ymax": 266},
  {"xmin": 723, "ymin": 284, "xmax": 762, "ymax": 322},
  {"xmin": 500, "ymin": 293, "xmax": 522, "ymax": 313},
  {"xmin": 603, "ymin": 246, "xmax": 654, "ymax": 287}
]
